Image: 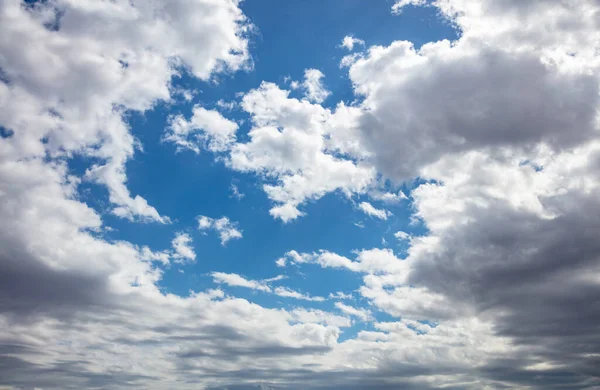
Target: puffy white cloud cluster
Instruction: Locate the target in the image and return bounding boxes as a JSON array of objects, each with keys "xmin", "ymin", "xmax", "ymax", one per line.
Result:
[
  {"xmin": 0, "ymin": 0, "xmax": 252, "ymax": 223},
  {"xmin": 197, "ymin": 215, "xmax": 243, "ymax": 245},
  {"xmin": 227, "ymin": 81, "xmax": 375, "ymax": 221},
  {"xmin": 164, "ymin": 106, "xmax": 239, "ymax": 153}
]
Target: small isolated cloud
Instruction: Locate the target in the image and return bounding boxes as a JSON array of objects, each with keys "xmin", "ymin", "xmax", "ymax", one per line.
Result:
[
  {"xmin": 275, "ymin": 250, "xmax": 307, "ymax": 268},
  {"xmin": 301, "ymin": 69, "xmax": 330, "ymax": 103},
  {"xmin": 215, "ymin": 99, "xmax": 237, "ymax": 111},
  {"xmin": 329, "ymin": 291, "xmax": 353, "ymax": 300},
  {"xmin": 335, "ymin": 302, "xmax": 372, "ymax": 322},
  {"xmin": 263, "ymin": 275, "xmax": 288, "ymax": 282},
  {"xmin": 171, "ymin": 233, "xmax": 196, "ymax": 264},
  {"xmin": 197, "ymin": 215, "xmax": 243, "ymax": 245},
  {"xmin": 358, "ymin": 202, "xmax": 392, "ymax": 220},
  {"xmin": 230, "ymin": 183, "xmax": 245, "ymax": 200},
  {"xmin": 212, "ymin": 272, "xmax": 271, "ymax": 292},
  {"xmin": 370, "ymin": 190, "xmax": 408, "ymax": 203},
  {"xmin": 274, "ymin": 287, "xmax": 325, "ymax": 302},
  {"xmin": 211, "ymin": 272, "xmax": 324, "ymax": 301},
  {"xmin": 394, "ymin": 231, "xmax": 411, "ymax": 241},
  {"xmin": 339, "ymin": 35, "xmax": 365, "ymax": 51}
]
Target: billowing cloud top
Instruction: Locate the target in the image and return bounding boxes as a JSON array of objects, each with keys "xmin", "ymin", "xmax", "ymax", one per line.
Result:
[{"xmin": 1, "ymin": 0, "xmax": 600, "ymax": 389}]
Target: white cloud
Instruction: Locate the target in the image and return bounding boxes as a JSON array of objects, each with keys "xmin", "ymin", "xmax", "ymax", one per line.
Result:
[
  {"xmin": 340, "ymin": 52, "xmax": 363, "ymax": 68},
  {"xmin": 0, "ymin": 0, "xmax": 251, "ymax": 223},
  {"xmin": 335, "ymin": 302, "xmax": 372, "ymax": 322},
  {"xmin": 274, "ymin": 286, "xmax": 326, "ymax": 302},
  {"xmin": 164, "ymin": 106, "xmax": 239, "ymax": 153},
  {"xmin": 216, "ymin": 99, "xmax": 238, "ymax": 111},
  {"xmin": 358, "ymin": 202, "xmax": 392, "ymax": 220},
  {"xmin": 301, "ymin": 68, "xmax": 331, "ymax": 103},
  {"xmin": 264, "ymin": 274, "xmax": 288, "ymax": 282},
  {"xmin": 227, "ymin": 82, "xmax": 375, "ymax": 221},
  {"xmin": 211, "ymin": 272, "xmax": 325, "ymax": 302},
  {"xmin": 197, "ymin": 215, "xmax": 243, "ymax": 245},
  {"xmin": 394, "ymin": 231, "xmax": 411, "ymax": 241},
  {"xmin": 329, "ymin": 291, "xmax": 353, "ymax": 300},
  {"xmin": 171, "ymin": 233, "xmax": 196, "ymax": 264},
  {"xmin": 230, "ymin": 183, "xmax": 245, "ymax": 199},
  {"xmin": 391, "ymin": 0, "xmax": 427, "ymax": 14},
  {"xmin": 370, "ymin": 190, "xmax": 408, "ymax": 203},
  {"xmin": 212, "ymin": 272, "xmax": 271, "ymax": 292},
  {"xmin": 278, "ymin": 248, "xmax": 411, "ymax": 281},
  {"xmin": 139, "ymin": 246, "xmax": 171, "ymax": 266},
  {"xmin": 3, "ymin": 0, "xmax": 600, "ymax": 389},
  {"xmin": 339, "ymin": 35, "xmax": 365, "ymax": 51},
  {"xmin": 291, "ymin": 308, "xmax": 352, "ymax": 328}
]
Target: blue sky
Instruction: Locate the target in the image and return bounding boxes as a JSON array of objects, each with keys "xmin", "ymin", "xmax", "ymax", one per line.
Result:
[
  {"xmin": 91, "ymin": 1, "xmax": 455, "ymax": 310},
  {"xmin": 2, "ymin": 0, "xmax": 600, "ymax": 389}
]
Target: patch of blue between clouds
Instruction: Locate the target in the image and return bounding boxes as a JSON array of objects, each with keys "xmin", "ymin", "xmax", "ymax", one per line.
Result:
[{"xmin": 67, "ymin": 0, "xmax": 458, "ymax": 335}]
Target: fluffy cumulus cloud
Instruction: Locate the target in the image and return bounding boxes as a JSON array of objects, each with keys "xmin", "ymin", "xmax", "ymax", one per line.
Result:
[
  {"xmin": 0, "ymin": 0, "xmax": 251, "ymax": 223},
  {"xmin": 301, "ymin": 68, "xmax": 331, "ymax": 104},
  {"xmin": 197, "ymin": 215, "xmax": 243, "ymax": 245},
  {"xmin": 171, "ymin": 233, "xmax": 196, "ymax": 264},
  {"xmin": 339, "ymin": 35, "xmax": 365, "ymax": 51},
  {"xmin": 164, "ymin": 106, "xmax": 239, "ymax": 153},
  {"xmin": 227, "ymin": 81, "xmax": 375, "ymax": 221},
  {"xmin": 3, "ymin": 0, "xmax": 600, "ymax": 389}
]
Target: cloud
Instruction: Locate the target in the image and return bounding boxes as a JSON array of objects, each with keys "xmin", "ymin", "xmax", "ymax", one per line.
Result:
[
  {"xmin": 197, "ymin": 215, "xmax": 243, "ymax": 245},
  {"xmin": 0, "ymin": 0, "xmax": 251, "ymax": 223},
  {"xmin": 347, "ymin": 6, "xmax": 599, "ymax": 182},
  {"xmin": 230, "ymin": 183, "xmax": 245, "ymax": 199},
  {"xmin": 277, "ymin": 249, "xmax": 411, "ymax": 280},
  {"xmin": 211, "ymin": 272, "xmax": 325, "ymax": 302},
  {"xmin": 291, "ymin": 308, "xmax": 352, "ymax": 328},
  {"xmin": 328, "ymin": 291, "xmax": 353, "ymax": 300},
  {"xmin": 339, "ymin": 35, "xmax": 365, "ymax": 51},
  {"xmin": 301, "ymin": 69, "xmax": 331, "ymax": 103},
  {"xmin": 273, "ymin": 287, "xmax": 326, "ymax": 302},
  {"xmin": 140, "ymin": 246, "xmax": 171, "ymax": 266},
  {"xmin": 263, "ymin": 275, "xmax": 288, "ymax": 282},
  {"xmin": 164, "ymin": 106, "xmax": 239, "ymax": 153},
  {"xmin": 171, "ymin": 233, "xmax": 196, "ymax": 264},
  {"xmin": 394, "ymin": 231, "xmax": 410, "ymax": 241},
  {"xmin": 227, "ymin": 82, "xmax": 375, "ymax": 221},
  {"xmin": 391, "ymin": 0, "xmax": 427, "ymax": 15},
  {"xmin": 3, "ymin": 0, "xmax": 600, "ymax": 389},
  {"xmin": 358, "ymin": 202, "xmax": 392, "ymax": 220},
  {"xmin": 334, "ymin": 302, "xmax": 372, "ymax": 321},
  {"xmin": 369, "ymin": 190, "xmax": 408, "ymax": 204},
  {"xmin": 212, "ymin": 272, "xmax": 271, "ymax": 292}
]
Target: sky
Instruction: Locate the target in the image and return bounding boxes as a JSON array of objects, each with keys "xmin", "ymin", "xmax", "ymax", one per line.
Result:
[{"xmin": 1, "ymin": 0, "xmax": 600, "ymax": 389}]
